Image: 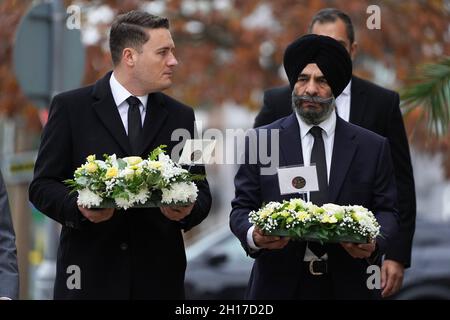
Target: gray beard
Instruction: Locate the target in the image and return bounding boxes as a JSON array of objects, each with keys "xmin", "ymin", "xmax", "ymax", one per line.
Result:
[{"xmin": 291, "ymin": 92, "xmax": 335, "ymax": 125}]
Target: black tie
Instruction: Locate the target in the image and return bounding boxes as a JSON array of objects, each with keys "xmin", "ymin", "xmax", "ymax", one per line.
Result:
[
  {"xmin": 308, "ymin": 126, "xmax": 328, "ymax": 258},
  {"xmin": 309, "ymin": 126, "xmax": 328, "ymax": 205},
  {"xmin": 126, "ymin": 96, "xmax": 143, "ymax": 155}
]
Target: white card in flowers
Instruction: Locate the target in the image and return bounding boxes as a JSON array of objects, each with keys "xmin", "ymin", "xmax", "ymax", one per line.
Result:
[{"xmin": 277, "ymin": 165, "xmax": 319, "ymax": 195}]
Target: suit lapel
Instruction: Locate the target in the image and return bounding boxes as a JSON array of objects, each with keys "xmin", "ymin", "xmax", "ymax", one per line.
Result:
[
  {"xmin": 92, "ymin": 72, "xmax": 132, "ymax": 155},
  {"xmin": 328, "ymin": 117, "xmax": 357, "ymax": 203},
  {"xmin": 349, "ymin": 76, "xmax": 367, "ymax": 126},
  {"xmin": 279, "ymin": 114, "xmax": 304, "ymax": 167},
  {"xmin": 139, "ymin": 92, "xmax": 168, "ymax": 155}
]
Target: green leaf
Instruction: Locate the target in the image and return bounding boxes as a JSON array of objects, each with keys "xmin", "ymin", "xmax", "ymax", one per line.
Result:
[
  {"xmin": 190, "ymin": 174, "xmax": 206, "ymax": 181},
  {"xmin": 149, "ymin": 145, "xmax": 167, "ymax": 161},
  {"xmin": 401, "ymin": 56, "xmax": 450, "ymax": 136},
  {"xmin": 117, "ymin": 158, "xmax": 127, "ymax": 170}
]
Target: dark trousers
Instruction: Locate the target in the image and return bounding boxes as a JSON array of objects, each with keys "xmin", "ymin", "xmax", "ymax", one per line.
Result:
[
  {"xmin": 295, "ymin": 261, "xmax": 382, "ymax": 300},
  {"xmin": 296, "ymin": 262, "xmax": 334, "ymax": 300}
]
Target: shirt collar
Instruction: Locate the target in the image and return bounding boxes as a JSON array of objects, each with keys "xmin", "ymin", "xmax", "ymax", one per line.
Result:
[
  {"xmin": 295, "ymin": 108, "xmax": 337, "ymax": 139},
  {"xmin": 339, "ymin": 79, "xmax": 352, "ymax": 97},
  {"xmin": 109, "ymin": 72, "xmax": 148, "ymax": 110}
]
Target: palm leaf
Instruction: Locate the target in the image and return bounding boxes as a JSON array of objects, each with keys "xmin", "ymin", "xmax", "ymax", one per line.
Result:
[{"xmin": 401, "ymin": 56, "xmax": 450, "ymax": 136}]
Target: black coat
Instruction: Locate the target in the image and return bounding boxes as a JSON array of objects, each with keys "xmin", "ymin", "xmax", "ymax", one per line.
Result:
[
  {"xmin": 253, "ymin": 76, "xmax": 416, "ymax": 267},
  {"xmin": 29, "ymin": 72, "xmax": 212, "ymax": 299},
  {"xmin": 231, "ymin": 115, "xmax": 399, "ymax": 299}
]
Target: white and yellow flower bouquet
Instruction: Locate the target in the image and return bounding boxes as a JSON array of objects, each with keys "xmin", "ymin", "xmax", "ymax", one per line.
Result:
[
  {"xmin": 64, "ymin": 145, "xmax": 204, "ymax": 209},
  {"xmin": 249, "ymin": 198, "xmax": 380, "ymax": 243}
]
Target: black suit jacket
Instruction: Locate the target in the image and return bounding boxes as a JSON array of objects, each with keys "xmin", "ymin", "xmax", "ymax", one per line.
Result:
[
  {"xmin": 253, "ymin": 76, "xmax": 416, "ymax": 267},
  {"xmin": 230, "ymin": 114, "xmax": 399, "ymax": 299},
  {"xmin": 29, "ymin": 72, "xmax": 212, "ymax": 299}
]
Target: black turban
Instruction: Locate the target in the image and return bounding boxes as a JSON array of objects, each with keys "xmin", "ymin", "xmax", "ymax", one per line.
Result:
[{"xmin": 283, "ymin": 34, "xmax": 352, "ymax": 98}]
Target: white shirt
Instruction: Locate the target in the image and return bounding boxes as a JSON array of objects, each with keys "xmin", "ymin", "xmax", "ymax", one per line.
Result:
[
  {"xmin": 335, "ymin": 80, "xmax": 351, "ymax": 122},
  {"xmin": 294, "ymin": 110, "xmax": 336, "ymax": 182},
  {"xmin": 109, "ymin": 73, "xmax": 147, "ymax": 134},
  {"xmin": 246, "ymin": 110, "xmax": 337, "ymax": 254}
]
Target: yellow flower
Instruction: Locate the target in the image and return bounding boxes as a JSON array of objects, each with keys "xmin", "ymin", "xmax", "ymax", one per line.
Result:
[
  {"xmin": 259, "ymin": 208, "xmax": 271, "ymax": 219},
  {"xmin": 280, "ymin": 211, "xmax": 290, "ymax": 218},
  {"xmin": 310, "ymin": 206, "xmax": 324, "ymax": 216},
  {"xmin": 135, "ymin": 168, "xmax": 143, "ymax": 176},
  {"xmin": 130, "ymin": 165, "xmax": 139, "ymax": 170},
  {"xmin": 148, "ymin": 161, "xmax": 162, "ymax": 170},
  {"xmin": 85, "ymin": 162, "xmax": 98, "ymax": 173},
  {"xmin": 296, "ymin": 212, "xmax": 310, "ymax": 221},
  {"xmin": 351, "ymin": 212, "xmax": 362, "ymax": 222},
  {"xmin": 287, "ymin": 203, "xmax": 296, "ymax": 210},
  {"xmin": 321, "ymin": 215, "xmax": 338, "ymax": 224},
  {"xmin": 334, "ymin": 212, "xmax": 344, "ymax": 221},
  {"xmin": 105, "ymin": 167, "xmax": 118, "ymax": 179},
  {"xmin": 289, "ymin": 198, "xmax": 304, "ymax": 208},
  {"xmin": 87, "ymin": 155, "xmax": 95, "ymax": 162},
  {"xmin": 123, "ymin": 156, "xmax": 143, "ymax": 166}
]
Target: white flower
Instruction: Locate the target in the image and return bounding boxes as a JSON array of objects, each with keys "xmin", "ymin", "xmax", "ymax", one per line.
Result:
[
  {"xmin": 161, "ymin": 182, "xmax": 198, "ymax": 204},
  {"xmin": 77, "ymin": 188, "xmax": 102, "ymax": 208},
  {"xmin": 131, "ymin": 188, "xmax": 150, "ymax": 205},
  {"xmin": 158, "ymin": 154, "xmax": 186, "ymax": 180},
  {"xmin": 115, "ymin": 196, "xmax": 133, "ymax": 210},
  {"xmin": 107, "ymin": 154, "xmax": 119, "ymax": 168},
  {"xmin": 138, "ymin": 159, "xmax": 150, "ymax": 168},
  {"xmin": 123, "ymin": 156, "xmax": 143, "ymax": 166},
  {"xmin": 96, "ymin": 160, "xmax": 108, "ymax": 170},
  {"xmin": 120, "ymin": 168, "xmax": 135, "ymax": 180},
  {"xmin": 147, "ymin": 160, "xmax": 162, "ymax": 171},
  {"xmin": 265, "ymin": 201, "xmax": 281, "ymax": 211},
  {"xmin": 322, "ymin": 203, "xmax": 343, "ymax": 215},
  {"xmin": 344, "ymin": 205, "xmax": 380, "ymax": 238},
  {"xmin": 114, "ymin": 189, "xmax": 150, "ymax": 209}
]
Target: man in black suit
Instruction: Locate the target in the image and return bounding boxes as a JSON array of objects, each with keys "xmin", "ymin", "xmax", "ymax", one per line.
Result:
[
  {"xmin": 231, "ymin": 34, "xmax": 399, "ymax": 299},
  {"xmin": 253, "ymin": 8, "xmax": 415, "ymax": 298},
  {"xmin": 29, "ymin": 11, "xmax": 211, "ymax": 299}
]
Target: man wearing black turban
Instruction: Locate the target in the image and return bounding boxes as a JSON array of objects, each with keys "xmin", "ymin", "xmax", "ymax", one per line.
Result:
[
  {"xmin": 283, "ymin": 34, "xmax": 352, "ymax": 98},
  {"xmin": 284, "ymin": 34, "xmax": 352, "ymax": 127},
  {"xmin": 230, "ymin": 34, "xmax": 399, "ymax": 299},
  {"xmin": 254, "ymin": 8, "xmax": 416, "ymax": 299}
]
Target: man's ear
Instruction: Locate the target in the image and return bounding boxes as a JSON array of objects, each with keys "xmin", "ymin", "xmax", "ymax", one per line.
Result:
[
  {"xmin": 122, "ymin": 48, "xmax": 136, "ymax": 67},
  {"xmin": 349, "ymin": 42, "xmax": 358, "ymax": 60}
]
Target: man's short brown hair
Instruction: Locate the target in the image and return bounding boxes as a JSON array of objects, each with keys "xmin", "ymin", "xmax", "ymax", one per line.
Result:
[{"xmin": 109, "ymin": 10, "xmax": 169, "ymax": 65}]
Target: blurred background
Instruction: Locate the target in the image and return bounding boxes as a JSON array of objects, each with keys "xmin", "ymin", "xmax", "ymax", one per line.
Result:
[{"xmin": 1, "ymin": 0, "xmax": 450, "ymax": 299}]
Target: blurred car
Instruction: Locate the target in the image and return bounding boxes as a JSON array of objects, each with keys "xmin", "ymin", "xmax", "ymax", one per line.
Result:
[
  {"xmin": 392, "ymin": 217, "xmax": 450, "ymax": 300},
  {"xmin": 185, "ymin": 217, "xmax": 450, "ymax": 300},
  {"xmin": 184, "ymin": 227, "xmax": 252, "ymax": 299}
]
